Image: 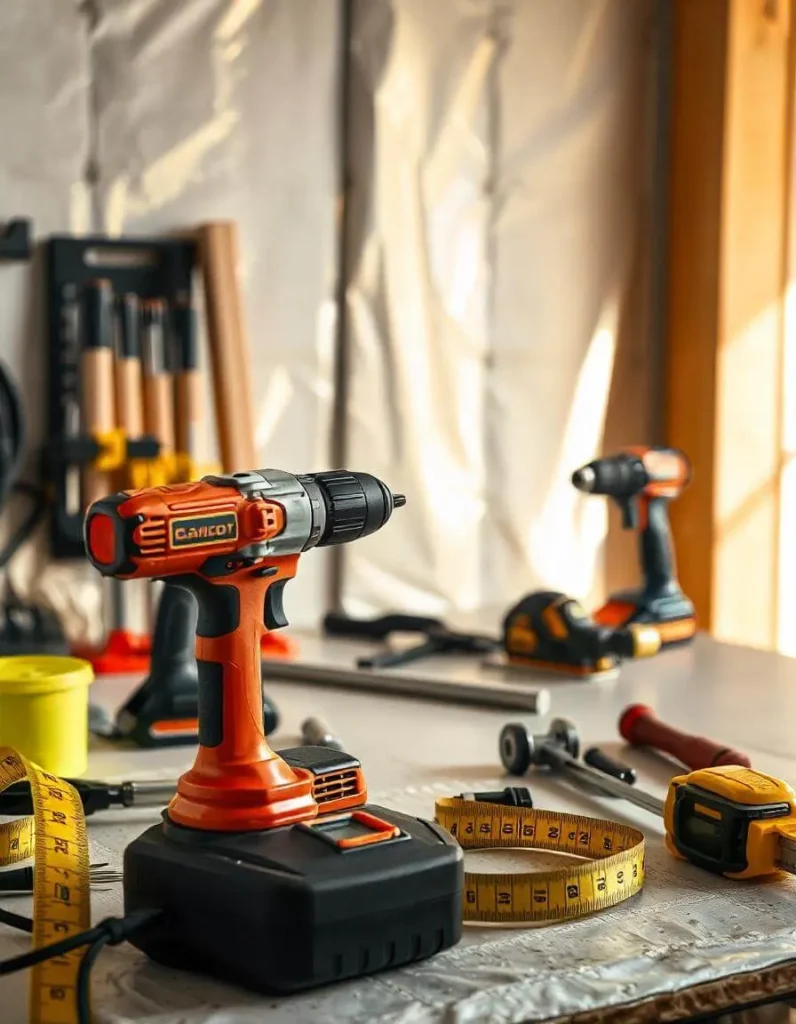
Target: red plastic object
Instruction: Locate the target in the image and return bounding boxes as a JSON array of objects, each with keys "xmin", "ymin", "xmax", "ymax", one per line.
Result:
[
  {"xmin": 261, "ymin": 632, "xmax": 297, "ymax": 659},
  {"xmin": 75, "ymin": 624, "xmax": 295, "ymax": 674},
  {"xmin": 72, "ymin": 629, "xmax": 151, "ymax": 675},
  {"xmin": 619, "ymin": 703, "xmax": 752, "ymax": 771}
]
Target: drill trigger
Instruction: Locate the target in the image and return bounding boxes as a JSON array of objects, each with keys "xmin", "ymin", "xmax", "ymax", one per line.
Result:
[{"xmin": 264, "ymin": 579, "xmax": 289, "ymax": 630}]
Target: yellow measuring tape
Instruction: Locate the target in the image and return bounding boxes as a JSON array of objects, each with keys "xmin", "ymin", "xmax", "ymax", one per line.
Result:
[
  {"xmin": 435, "ymin": 797, "xmax": 646, "ymax": 922},
  {"xmin": 0, "ymin": 746, "xmax": 91, "ymax": 1024}
]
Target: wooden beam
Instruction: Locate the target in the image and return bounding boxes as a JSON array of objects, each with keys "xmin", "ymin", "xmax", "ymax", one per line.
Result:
[{"xmin": 665, "ymin": 0, "xmax": 792, "ymax": 648}]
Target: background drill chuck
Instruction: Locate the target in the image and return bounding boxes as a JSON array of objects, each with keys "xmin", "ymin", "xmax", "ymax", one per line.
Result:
[{"xmin": 572, "ymin": 455, "xmax": 648, "ymax": 497}]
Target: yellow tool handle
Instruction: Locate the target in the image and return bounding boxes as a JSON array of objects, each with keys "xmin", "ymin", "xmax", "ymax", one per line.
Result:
[
  {"xmin": 0, "ymin": 747, "xmax": 91, "ymax": 1024},
  {"xmin": 435, "ymin": 797, "xmax": 645, "ymax": 923}
]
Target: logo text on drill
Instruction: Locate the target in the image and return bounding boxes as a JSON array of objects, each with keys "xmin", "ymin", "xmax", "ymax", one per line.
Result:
[{"xmin": 170, "ymin": 513, "xmax": 238, "ymax": 549}]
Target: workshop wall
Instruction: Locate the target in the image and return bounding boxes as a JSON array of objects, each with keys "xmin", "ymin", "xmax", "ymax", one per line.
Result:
[{"xmin": 0, "ymin": 0, "xmax": 657, "ymax": 641}]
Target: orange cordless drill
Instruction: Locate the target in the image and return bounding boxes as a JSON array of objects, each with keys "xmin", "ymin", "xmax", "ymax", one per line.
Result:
[
  {"xmin": 571, "ymin": 446, "xmax": 696, "ymax": 646},
  {"xmin": 84, "ymin": 469, "xmax": 463, "ymax": 994}
]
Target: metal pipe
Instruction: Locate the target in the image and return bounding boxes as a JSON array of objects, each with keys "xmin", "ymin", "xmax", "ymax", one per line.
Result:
[{"xmin": 262, "ymin": 659, "xmax": 550, "ymax": 713}]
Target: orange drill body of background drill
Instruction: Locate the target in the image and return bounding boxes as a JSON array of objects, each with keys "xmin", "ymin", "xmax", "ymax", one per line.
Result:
[{"xmin": 85, "ymin": 468, "xmax": 403, "ymax": 831}]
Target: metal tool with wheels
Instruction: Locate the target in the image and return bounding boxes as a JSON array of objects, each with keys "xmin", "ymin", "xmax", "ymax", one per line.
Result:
[
  {"xmin": 499, "ymin": 719, "xmax": 580, "ymax": 774},
  {"xmin": 499, "ymin": 719, "xmax": 664, "ymax": 816}
]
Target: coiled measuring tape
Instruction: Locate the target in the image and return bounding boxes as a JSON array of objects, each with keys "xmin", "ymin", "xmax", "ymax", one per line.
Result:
[
  {"xmin": 435, "ymin": 797, "xmax": 645, "ymax": 922},
  {"xmin": 0, "ymin": 746, "xmax": 91, "ymax": 1024}
]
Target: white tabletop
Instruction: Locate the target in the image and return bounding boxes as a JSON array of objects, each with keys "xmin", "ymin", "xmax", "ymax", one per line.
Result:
[{"xmin": 4, "ymin": 630, "xmax": 796, "ymax": 1023}]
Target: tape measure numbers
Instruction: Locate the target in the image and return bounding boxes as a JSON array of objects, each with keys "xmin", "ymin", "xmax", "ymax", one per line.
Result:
[
  {"xmin": 0, "ymin": 746, "xmax": 91, "ymax": 1024},
  {"xmin": 435, "ymin": 797, "xmax": 645, "ymax": 923}
]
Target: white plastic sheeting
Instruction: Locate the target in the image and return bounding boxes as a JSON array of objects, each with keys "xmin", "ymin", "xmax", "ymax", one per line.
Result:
[
  {"xmin": 0, "ymin": 0, "xmax": 656, "ymax": 641},
  {"xmin": 89, "ymin": 0, "xmax": 340, "ymax": 631},
  {"xmin": 341, "ymin": 0, "xmax": 656, "ymax": 622},
  {"xmin": 0, "ymin": 0, "xmax": 95, "ymax": 639},
  {"xmin": 1, "ymin": 0, "xmax": 340, "ymax": 638}
]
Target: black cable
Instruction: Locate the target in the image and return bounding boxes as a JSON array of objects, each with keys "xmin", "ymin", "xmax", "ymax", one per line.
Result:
[
  {"xmin": 0, "ymin": 906, "xmax": 33, "ymax": 933},
  {"xmin": 0, "ymin": 907, "xmax": 160, "ymax": 976},
  {"xmin": 77, "ymin": 933, "xmax": 112, "ymax": 1024}
]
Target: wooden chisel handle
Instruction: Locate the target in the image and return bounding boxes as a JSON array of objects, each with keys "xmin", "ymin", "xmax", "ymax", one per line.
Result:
[{"xmin": 81, "ymin": 278, "xmax": 116, "ymax": 507}]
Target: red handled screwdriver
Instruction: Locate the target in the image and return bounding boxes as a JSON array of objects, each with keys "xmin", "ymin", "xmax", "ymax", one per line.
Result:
[{"xmin": 619, "ymin": 704, "xmax": 751, "ymax": 770}]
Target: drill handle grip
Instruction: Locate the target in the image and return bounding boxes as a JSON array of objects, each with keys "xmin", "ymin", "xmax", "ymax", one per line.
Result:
[
  {"xmin": 169, "ymin": 560, "xmax": 297, "ymax": 752},
  {"xmin": 619, "ymin": 704, "xmax": 752, "ymax": 770},
  {"xmin": 639, "ymin": 497, "xmax": 676, "ymax": 597}
]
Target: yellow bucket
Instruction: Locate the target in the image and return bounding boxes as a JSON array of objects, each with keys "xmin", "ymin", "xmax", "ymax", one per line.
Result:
[{"xmin": 0, "ymin": 656, "xmax": 94, "ymax": 777}]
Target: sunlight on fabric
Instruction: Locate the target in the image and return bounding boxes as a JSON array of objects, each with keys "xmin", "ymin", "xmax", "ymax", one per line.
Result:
[
  {"xmin": 529, "ymin": 318, "xmax": 617, "ymax": 598},
  {"xmin": 136, "ymin": 110, "xmax": 239, "ymax": 213},
  {"xmin": 216, "ymin": 0, "xmax": 262, "ymax": 43},
  {"xmin": 256, "ymin": 365, "xmax": 294, "ymax": 449},
  {"xmin": 778, "ymin": 284, "xmax": 796, "ymax": 654}
]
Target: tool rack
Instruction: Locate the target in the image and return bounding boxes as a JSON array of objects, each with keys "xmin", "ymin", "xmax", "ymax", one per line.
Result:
[{"xmin": 45, "ymin": 235, "xmax": 197, "ymax": 559}]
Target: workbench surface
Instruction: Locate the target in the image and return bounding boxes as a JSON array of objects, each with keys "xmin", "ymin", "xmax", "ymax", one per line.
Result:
[{"xmin": 4, "ymin": 630, "xmax": 796, "ymax": 1023}]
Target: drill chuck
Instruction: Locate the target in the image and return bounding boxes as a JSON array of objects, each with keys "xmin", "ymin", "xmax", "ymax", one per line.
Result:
[
  {"xmin": 572, "ymin": 455, "xmax": 647, "ymax": 498},
  {"xmin": 300, "ymin": 471, "xmax": 405, "ymax": 549}
]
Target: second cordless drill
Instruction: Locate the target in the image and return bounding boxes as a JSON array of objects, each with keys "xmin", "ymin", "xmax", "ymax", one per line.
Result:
[{"xmin": 572, "ymin": 445, "xmax": 696, "ymax": 646}]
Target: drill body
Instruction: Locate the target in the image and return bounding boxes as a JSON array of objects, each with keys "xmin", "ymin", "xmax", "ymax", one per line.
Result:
[
  {"xmin": 572, "ymin": 446, "xmax": 696, "ymax": 645},
  {"xmin": 85, "ymin": 468, "xmax": 404, "ymax": 831}
]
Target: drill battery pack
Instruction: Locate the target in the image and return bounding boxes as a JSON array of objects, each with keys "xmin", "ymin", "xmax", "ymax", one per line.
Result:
[{"xmin": 123, "ymin": 748, "xmax": 464, "ymax": 994}]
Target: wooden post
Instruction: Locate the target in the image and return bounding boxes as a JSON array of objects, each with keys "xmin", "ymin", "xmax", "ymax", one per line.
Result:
[
  {"xmin": 199, "ymin": 221, "xmax": 258, "ymax": 473},
  {"xmin": 665, "ymin": 0, "xmax": 793, "ymax": 648}
]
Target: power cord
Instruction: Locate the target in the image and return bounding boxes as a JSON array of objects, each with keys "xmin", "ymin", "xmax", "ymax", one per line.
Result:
[{"xmin": 0, "ymin": 906, "xmax": 161, "ymax": 1024}]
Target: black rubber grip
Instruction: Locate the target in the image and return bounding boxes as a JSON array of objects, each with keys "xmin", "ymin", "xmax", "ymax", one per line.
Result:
[
  {"xmin": 641, "ymin": 498, "xmax": 676, "ymax": 596},
  {"xmin": 197, "ymin": 660, "xmax": 223, "ymax": 747},
  {"xmin": 583, "ymin": 747, "xmax": 636, "ymax": 784}
]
